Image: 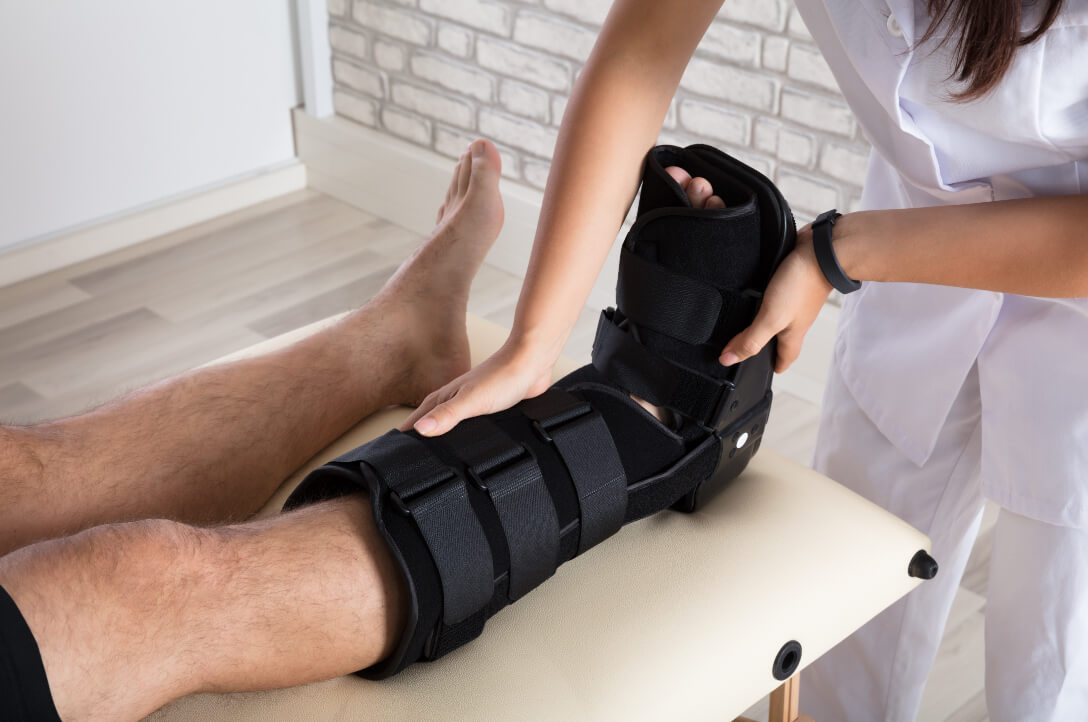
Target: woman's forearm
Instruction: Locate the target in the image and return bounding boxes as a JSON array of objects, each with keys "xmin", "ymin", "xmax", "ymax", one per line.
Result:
[
  {"xmin": 508, "ymin": 0, "xmax": 725, "ymax": 358},
  {"xmin": 508, "ymin": 56, "xmax": 665, "ymax": 358},
  {"xmin": 836, "ymin": 196, "xmax": 1088, "ymax": 297}
]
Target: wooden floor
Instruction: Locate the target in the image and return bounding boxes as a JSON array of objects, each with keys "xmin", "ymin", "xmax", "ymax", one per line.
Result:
[{"xmin": 0, "ymin": 189, "xmax": 991, "ymax": 721}]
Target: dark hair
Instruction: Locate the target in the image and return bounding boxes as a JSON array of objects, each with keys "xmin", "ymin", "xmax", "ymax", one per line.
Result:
[{"xmin": 920, "ymin": 0, "xmax": 1065, "ymax": 100}]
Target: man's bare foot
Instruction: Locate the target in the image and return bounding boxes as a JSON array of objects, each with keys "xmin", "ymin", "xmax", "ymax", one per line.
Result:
[{"xmin": 374, "ymin": 139, "xmax": 505, "ymax": 405}]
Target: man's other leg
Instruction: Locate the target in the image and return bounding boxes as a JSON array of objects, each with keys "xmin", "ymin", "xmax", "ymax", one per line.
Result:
[
  {"xmin": 0, "ymin": 140, "xmax": 504, "ymax": 555},
  {"xmin": 0, "ymin": 494, "xmax": 406, "ymax": 721}
]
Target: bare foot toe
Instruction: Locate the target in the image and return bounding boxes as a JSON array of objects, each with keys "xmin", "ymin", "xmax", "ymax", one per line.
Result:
[
  {"xmin": 666, "ymin": 165, "xmax": 693, "ymax": 190},
  {"xmin": 686, "ymin": 177, "xmax": 714, "ymax": 208},
  {"xmin": 437, "ymin": 141, "xmax": 504, "ymax": 241}
]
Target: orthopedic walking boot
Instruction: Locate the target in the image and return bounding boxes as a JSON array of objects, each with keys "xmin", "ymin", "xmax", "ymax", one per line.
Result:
[{"xmin": 284, "ymin": 144, "xmax": 797, "ymax": 678}]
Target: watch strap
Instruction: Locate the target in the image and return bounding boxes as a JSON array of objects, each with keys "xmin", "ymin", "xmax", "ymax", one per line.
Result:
[{"xmin": 812, "ymin": 209, "xmax": 861, "ymax": 294}]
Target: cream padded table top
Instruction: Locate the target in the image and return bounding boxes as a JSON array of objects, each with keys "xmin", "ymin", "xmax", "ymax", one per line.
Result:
[{"xmin": 150, "ymin": 314, "xmax": 929, "ymax": 721}]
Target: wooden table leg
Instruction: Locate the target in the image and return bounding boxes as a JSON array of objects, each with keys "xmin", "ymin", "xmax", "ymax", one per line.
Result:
[
  {"xmin": 769, "ymin": 675, "xmax": 799, "ymax": 721},
  {"xmin": 733, "ymin": 674, "xmax": 814, "ymax": 722}
]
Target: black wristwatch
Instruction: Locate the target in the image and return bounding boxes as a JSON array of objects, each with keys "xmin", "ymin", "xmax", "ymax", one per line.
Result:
[{"xmin": 812, "ymin": 209, "xmax": 861, "ymax": 294}]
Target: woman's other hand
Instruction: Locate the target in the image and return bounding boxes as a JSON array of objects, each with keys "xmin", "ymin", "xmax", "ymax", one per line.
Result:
[{"xmin": 719, "ymin": 222, "xmax": 833, "ymax": 373}]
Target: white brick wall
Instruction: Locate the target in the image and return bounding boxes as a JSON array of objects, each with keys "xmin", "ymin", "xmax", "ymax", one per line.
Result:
[{"xmin": 328, "ymin": 0, "xmax": 871, "ymax": 221}]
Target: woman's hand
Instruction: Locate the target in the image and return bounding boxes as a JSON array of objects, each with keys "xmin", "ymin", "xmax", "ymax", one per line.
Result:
[
  {"xmin": 400, "ymin": 337, "xmax": 558, "ymax": 437},
  {"xmin": 718, "ymin": 223, "xmax": 833, "ymax": 373}
]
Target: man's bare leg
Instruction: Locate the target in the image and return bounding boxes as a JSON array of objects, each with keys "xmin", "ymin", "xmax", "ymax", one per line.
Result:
[
  {"xmin": 0, "ymin": 140, "xmax": 504, "ymax": 555},
  {"xmin": 0, "ymin": 494, "xmax": 406, "ymax": 721},
  {"xmin": 0, "ymin": 154, "xmax": 739, "ymax": 720}
]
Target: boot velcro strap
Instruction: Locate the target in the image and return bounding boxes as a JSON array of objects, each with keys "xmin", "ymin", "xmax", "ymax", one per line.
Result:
[
  {"xmin": 339, "ymin": 431, "xmax": 494, "ymax": 626},
  {"xmin": 617, "ymin": 248, "xmax": 762, "ymax": 347},
  {"xmin": 440, "ymin": 417, "xmax": 561, "ymax": 601},
  {"xmin": 591, "ymin": 309, "xmax": 736, "ymax": 428},
  {"xmin": 519, "ymin": 388, "xmax": 628, "ymax": 555}
]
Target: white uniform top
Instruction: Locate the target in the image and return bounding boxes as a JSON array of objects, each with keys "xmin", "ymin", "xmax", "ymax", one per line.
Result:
[{"xmin": 792, "ymin": 0, "xmax": 1088, "ymax": 527}]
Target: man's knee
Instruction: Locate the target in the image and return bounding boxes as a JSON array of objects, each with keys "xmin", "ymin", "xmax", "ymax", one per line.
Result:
[
  {"xmin": 82, "ymin": 517, "xmax": 208, "ymax": 570},
  {"xmin": 0, "ymin": 518, "xmax": 217, "ymax": 720},
  {"xmin": 0, "ymin": 517, "xmax": 209, "ymax": 607}
]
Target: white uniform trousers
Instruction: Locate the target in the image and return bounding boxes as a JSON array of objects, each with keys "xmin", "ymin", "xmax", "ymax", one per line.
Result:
[{"xmin": 802, "ymin": 358, "xmax": 1088, "ymax": 722}]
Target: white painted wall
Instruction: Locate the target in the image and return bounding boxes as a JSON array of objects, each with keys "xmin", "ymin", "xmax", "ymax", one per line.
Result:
[{"xmin": 0, "ymin": 1, "xmax": 301, "ymax": 251}]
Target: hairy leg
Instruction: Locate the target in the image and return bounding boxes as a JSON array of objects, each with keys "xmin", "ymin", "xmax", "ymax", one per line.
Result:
[
  {"xmin": 0, "ymin": 494, "xmax": 405, "ymax": 721},
  {"xmin": 0, "ymin": 140, "xmax": 504, "ymax": 555}
]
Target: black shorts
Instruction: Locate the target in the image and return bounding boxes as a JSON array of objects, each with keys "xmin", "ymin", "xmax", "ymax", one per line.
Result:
[{"xmin": 0, "ymin": 584, "xmax": 60, "ymax": 721}]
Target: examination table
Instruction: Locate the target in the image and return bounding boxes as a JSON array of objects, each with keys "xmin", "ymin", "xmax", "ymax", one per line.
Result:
[{"xmin": 148, "ymin": 313, "xmax": 931, "ymax": 722}]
